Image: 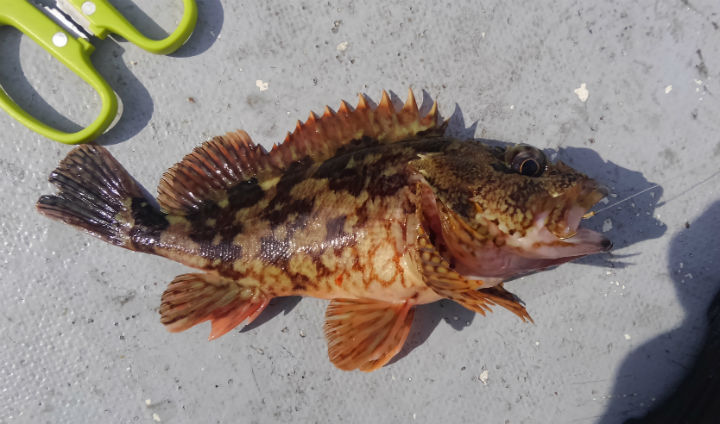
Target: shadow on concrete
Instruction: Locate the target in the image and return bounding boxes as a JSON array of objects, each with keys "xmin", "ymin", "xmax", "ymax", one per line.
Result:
[
  {"xmin": 0, "ymin": 28, "xmax": 83, "ymax": 134},
  {"xmin": 627, "ymin": 288, "xmax": 720, "ymax": 424},
  {"xmin": 110, "ymin": 0, "xmax": 224, "ymax": 58},
  {"xmin": 597, "ymin": 201, "xmax": 720, "ymax": 423},
  {"xmin": 557, "ymin": 146, "xmax": 666, "ymax": 269},
  {"xmin": 241, "ymin": 296, "xmax": 302, "ymax": 332},
  {"xmin": 92, "ymin": 39, "xmax": 154, "ymax": 145}
]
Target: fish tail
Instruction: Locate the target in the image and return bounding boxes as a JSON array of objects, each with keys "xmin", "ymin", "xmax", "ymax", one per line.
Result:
[{"xmin": 37, "ymin": 145, "xmax": 167, "ymax": 251}]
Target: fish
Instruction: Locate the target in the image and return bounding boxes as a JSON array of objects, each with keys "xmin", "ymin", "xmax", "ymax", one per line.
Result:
[{"xmin": 37, "ymin": 89, "xmax": 611, "ymax": 372}]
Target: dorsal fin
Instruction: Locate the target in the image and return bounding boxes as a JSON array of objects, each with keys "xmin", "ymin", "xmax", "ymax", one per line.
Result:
[
  {"xmin": 157, "ymin": 89, "xmax": 441, "ymax": 215},
  {"xmin": 157, "ymin": 130, "xmax": 274, "ymax": 214},
  {"xmin": 267, "ymin": 89, "xmax": 441, "ymax": 167}
]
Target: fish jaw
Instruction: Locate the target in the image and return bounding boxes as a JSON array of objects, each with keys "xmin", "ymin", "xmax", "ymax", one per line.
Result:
[{"xmin": 422, "ymin": 180, "xmax": 611, "ymax": 281}]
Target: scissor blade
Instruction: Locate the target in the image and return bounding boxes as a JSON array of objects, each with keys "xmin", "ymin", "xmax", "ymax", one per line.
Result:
[{"xmin": 35, "ymin": 0, "xmax": 93, "ymax": 40}]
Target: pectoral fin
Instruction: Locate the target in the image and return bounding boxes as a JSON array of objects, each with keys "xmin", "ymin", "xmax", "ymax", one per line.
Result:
[
  {"xmin": 417, "ymin": 226, "xmax": 533, "ymax": 323},
  {"xmin": 324, "ymin": 299, "xmax": 415, "ymax": 372}
]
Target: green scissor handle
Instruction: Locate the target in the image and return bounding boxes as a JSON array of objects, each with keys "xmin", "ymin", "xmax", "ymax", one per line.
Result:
[
  {"xmin": 0, "ymin": 0, "xmax": 197, "ymax": 144},
  {"xmin": 65, "ymin": 0, "xmax": 198, "ymax": 55},
  {"xmin": 0, "ymin": 0, "xmax": 116, "ymax": 144}
]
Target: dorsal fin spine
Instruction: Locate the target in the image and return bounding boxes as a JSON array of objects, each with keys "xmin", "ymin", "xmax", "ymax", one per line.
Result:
[
  {"xmin": 398, "ymin": 88, "xmax": 419, "ymax": 125},
  {"xmin": 156, "ymin": 90, "xmax": 441, "ymax": 215}
]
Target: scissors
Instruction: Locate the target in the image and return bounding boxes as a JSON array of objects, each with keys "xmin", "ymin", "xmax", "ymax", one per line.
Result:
[{"xmin": 0, "ymin": 0, "xmax": 198, "ymax": 144}]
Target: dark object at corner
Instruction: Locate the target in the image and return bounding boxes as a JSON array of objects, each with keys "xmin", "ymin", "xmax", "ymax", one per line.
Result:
[{"xmin": 626, "ymin": 288, "xmax": 720, "ymax": 424}]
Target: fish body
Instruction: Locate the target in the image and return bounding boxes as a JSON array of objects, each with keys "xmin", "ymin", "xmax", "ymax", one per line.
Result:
[{"xmin": 38, "ymin": 90, "xmax": 610, "ymax": 371}]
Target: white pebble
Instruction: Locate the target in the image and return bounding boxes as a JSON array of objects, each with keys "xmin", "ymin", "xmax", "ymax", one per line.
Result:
[
  {"xmin": 574, "ymin": 83, "xmax": 589, "ymax": 102},
  {"xmin": 664, "ymin": 85, "xmax": 673, "ymax": 94},
  {"xmin": 255, "ymin": 80, "xmax": 269, "ymax": 91},
  {"xmin": 602, "ymin": 219, "xmax": 613, "ymax": 233},
  {"xmin": 479, "ymin": 369, "xmax": 489, "ymax": 385}
]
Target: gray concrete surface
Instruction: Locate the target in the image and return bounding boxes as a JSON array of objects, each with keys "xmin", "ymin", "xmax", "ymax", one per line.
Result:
[{"xmin": 1, "ymin": 0, "xmax": 719, "ymax": 423}]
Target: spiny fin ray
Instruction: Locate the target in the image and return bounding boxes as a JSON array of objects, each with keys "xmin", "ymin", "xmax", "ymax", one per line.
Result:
[
  {"xmin": 272, "ymin": 88, "xmax": 442, "ymax": 166},
  {"xmin": 157, "ymin": 90, "xmax": 440, "ymax": 215},
  {"xmin": 157, "ymin": 130, "xmax": 274, "ymax": 215}
]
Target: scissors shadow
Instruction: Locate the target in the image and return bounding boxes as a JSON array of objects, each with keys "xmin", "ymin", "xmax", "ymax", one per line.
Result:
[
  {"xmin": 91, "ymin": 39, "xmax": 154, "ymax": 145},
  {"xmin": 0, "ymin": 28, "xmax": 82, "ymax": 133},
  {"xmin": 111, "ymin": 0, "xmax": 224, "ymax": 58}
]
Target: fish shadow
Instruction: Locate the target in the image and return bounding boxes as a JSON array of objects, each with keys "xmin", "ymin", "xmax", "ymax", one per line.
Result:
[
  {"xmin": 555, "ymin": 146, "xmax": 666, "ymax": 269},
  {"xmin": 240, "ymin": 296, "xmax": 302, "ymax": 332},
  {"xmin": 597, "ymin": 201, "xmax": 720, "ymax": 423},
  {"xmin": 391, "ymin": 299, "xmax": 476, "ymax": 364}
]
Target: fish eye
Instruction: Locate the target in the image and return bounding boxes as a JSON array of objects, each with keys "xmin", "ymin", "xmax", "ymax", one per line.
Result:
[{"xmin": 506, "ymin": 145, "xmax": 547, "ymax": 177}]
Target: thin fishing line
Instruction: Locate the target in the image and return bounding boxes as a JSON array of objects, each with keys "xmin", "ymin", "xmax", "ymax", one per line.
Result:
[{"xmin": 583, "ymin": 169, "xmax": 720, "ymax": 219}]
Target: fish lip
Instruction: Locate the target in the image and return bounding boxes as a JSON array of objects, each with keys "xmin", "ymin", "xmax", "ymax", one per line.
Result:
[
  {"xmin": 549, "ymin": 181, "xmax": 612, "ymax": 251},
  {"xmin": 562, "ymin": 228, "xmax": 613, "ymax": 253}
]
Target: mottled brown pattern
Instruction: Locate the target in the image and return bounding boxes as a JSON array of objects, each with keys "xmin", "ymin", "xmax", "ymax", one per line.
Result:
[{"xmin": 38, "ymin": 90, "xmax": 610, "ymax": 372}]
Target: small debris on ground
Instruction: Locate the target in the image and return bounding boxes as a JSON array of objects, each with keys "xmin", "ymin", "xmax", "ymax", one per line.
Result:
[
  {"xmin": 255, "ymin": 80, "xmax": 269, "ymax": 91},
  {"xmin": 574, "ymin": 83, "xmax": 589, "ymax": 102},
  {"xmin": 479, "ymin": 369, "xmax": 489, "ymax": 385}
]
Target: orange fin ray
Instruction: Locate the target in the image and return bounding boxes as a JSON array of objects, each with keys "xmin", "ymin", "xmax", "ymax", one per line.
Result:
[
  {"xmin": 324, "ymin": 299, "xmax": 415, "ymax": 372},
  {"xmin": 208, "ymin": 297, "xmax": 270, "ymax": 340},
  {"xmin": 157, "ymin": 130, "xmax": 274, "ymax": 215},
  {"xmin": 160, "ymin": 273, "xmax": 271, "ymax": 339},
  {"xmin": 156, "ymin": 89, "xmax": 440, "ymax": 215},
  {"xmin": 416, "ymin": 226, "xmax": 533, "ymax": 323},
  {"xmin": 271, "ymin": 88, "xmax": 442, "ymax": 167}
]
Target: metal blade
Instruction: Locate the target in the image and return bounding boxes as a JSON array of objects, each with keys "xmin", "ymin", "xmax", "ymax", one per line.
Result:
[{"xmin": 32, "ymin": 0, "xmax": 92, "ymax": 40}]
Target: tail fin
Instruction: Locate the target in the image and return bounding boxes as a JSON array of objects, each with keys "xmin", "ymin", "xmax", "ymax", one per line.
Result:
[{"xmin": 37, "ymin": 145, "xmax": 162, "ymax": 249}]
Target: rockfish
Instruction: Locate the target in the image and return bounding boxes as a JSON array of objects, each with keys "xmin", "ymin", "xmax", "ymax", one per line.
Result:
[{"xmin": 37, "ymin": 90, "xmax": 610, "ymax": 371}]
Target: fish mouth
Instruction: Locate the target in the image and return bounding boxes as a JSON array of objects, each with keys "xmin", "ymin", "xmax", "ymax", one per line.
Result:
[{"xmin": 543, "ymin": 180, "xmax": 612, "ymax": 254}]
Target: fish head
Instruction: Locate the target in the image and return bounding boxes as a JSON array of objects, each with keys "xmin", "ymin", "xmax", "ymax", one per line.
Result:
[{"xmin": 412, "ymin": 140, "xmax": 611, "ymax": 280}]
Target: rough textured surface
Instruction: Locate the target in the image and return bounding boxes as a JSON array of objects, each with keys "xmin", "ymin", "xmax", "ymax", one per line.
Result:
[{"xmin": 1, "ymin": 0, "xmax": 719, "ymax": 422}]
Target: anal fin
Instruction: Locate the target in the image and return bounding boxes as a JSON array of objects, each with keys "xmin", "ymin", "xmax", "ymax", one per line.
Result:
[
  {"xmin": 324, "ymin": 299, "xmax": 415, "ymax": 372},
  {"xmin": 160, "ymin": 273, "xmax": 271, "ymax": 340},
  {"xmin": 417, "ymin": 226, "xmax": 533, "ymax": 323}
]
